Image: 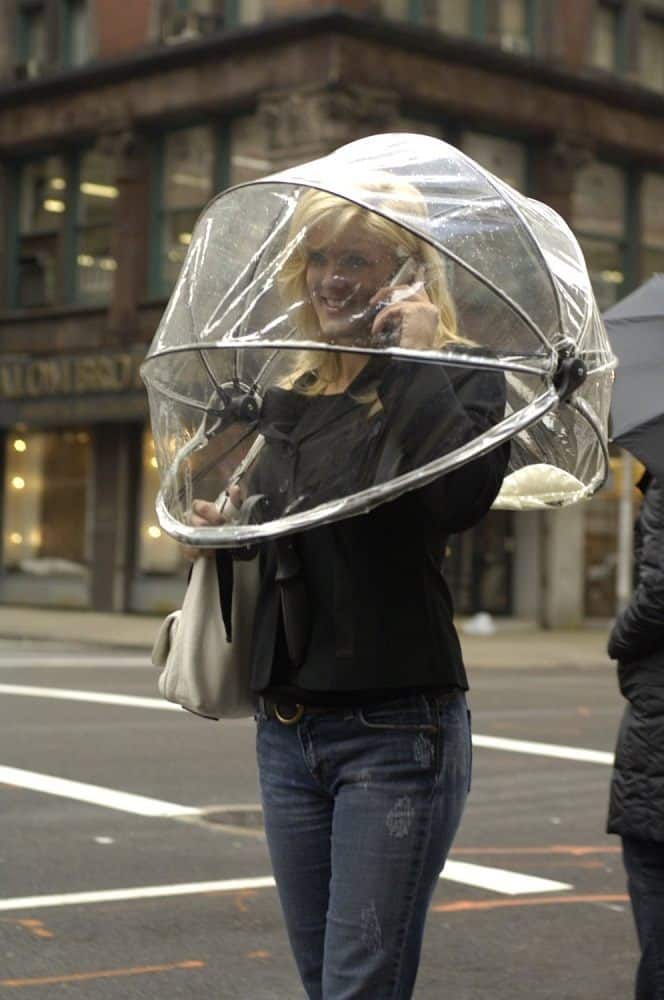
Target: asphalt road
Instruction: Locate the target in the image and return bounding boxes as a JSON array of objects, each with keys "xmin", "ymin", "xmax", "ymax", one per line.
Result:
[{"xmin": 0, "ymin": 642, "xmax": 635, "ymax": 999}]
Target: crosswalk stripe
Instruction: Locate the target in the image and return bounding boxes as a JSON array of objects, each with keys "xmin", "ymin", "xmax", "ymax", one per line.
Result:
[
  {"xmin": 0, "ymin": 656, "xmax": 151, "ymax": 668},
  {"xmin": 0, "ymin": 862, "xmax": 571, "ymax": 914},
  {"xmin": 441, "ymin": 860, "xmax": 571, "ymax": 895},
  {"xmin": 472, "ymin": 734, "xmax": 614, "ymax": 766},
  {"xmin": 0, "ymin": 765, "xmax": 201, "ymax": 818},
  {"xmin": 0, "ymin": 683, "xmax": 178, "ymax": 710},
  {"xmin": 0, "ymin": 685, "xmax": 614, "ymax": 765}
]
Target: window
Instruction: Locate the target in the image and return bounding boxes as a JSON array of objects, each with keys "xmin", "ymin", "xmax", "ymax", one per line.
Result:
[
  {"xmin": 75, "ymin": 149, "xmax": 118, "ymax": 303},
  {"xmin": 16, "ymin": 1, "xmax": 47, "ymax": 78},
  {"xmin": 572, "ymin": 161, "xmax": 626, "ymax": 311},
  {"xmin": 151, "ymin": 115, "xmax": 273, "ymax": 295},
  {"xmin": 228, "ymin": 114, "xmax": 274, "ymax": 185},
  {"xmin": 460, "ymin": 132, "xmax": 528, "ymax": 191},
  {"xmin": 418, "ymin": 0, "xmax": 473, "ymax": 36},
  {"xmin": 15, "ymin": 156, "xmax": 67, "ymax": 309},
  {"xmin": 639, "ymin": 14, "xmax": 664, "ymax": 91},
  {"xmin": 9, "ymin": 149, "xmax": 117, "ymax": 310},
  {"xmin": 641, "ymin": 173, "xmax": 664, "ymax": 278},
  {"xmin": 61, "ymin": 0, "xmax": 90, "ymax": 67},
  {"xmin": 395, "ymin": 1, "xmax": 535, "ymax": 49},
  {"xmin": 161, "ymin": 0, "xmax": 228, "ymax": 42},
  {"xmin": 154, "ymin": 125, "xmax": 215, "ymax": 293},
  {"xmin": 3, "ymin": 429, "xmax": 91, "ymax": 576},
  {"xmin": 138, "ymin": 429, "xmax": 183, "ymax": 574},
  {"xmin": 498, "ymin": 0, "xmax": 533, "ymax": 54},
  {"xmin": 590, "ymin": 1, "xmax": 626, "ymax": 72}
]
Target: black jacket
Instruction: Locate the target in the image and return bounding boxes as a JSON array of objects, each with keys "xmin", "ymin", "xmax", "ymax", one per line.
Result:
[
  {"xmin": 224, "ymin": 358, "xmax": 509, "ymax": 696},
  {"xmin": 607, "ymin": 475, "xmax": 664, "ymax": 841}
]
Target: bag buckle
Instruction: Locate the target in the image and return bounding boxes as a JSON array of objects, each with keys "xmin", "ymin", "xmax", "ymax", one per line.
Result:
[{"xmin": 274, "ymin": 702, "xmax": 305, "ymax": 726}]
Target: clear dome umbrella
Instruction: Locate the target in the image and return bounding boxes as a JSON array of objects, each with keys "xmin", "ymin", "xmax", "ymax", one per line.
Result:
[{"xmin": 141, "ymin": 133, "xmax": 616, "ymax": 547}]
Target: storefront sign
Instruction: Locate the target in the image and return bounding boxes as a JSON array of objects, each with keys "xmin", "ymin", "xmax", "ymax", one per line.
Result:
[{"xmin": 0, "ymin": 352, "xmax": 144, "ymax": 401}]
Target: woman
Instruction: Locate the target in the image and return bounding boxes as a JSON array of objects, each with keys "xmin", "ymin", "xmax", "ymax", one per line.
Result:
[
  {"xmin": 607, "ymin": 469, "xmax": 664, "ymax": 1000},
  {"xmin": 187, "ymin": 183, "xmax": 509, "ymax": 999}
]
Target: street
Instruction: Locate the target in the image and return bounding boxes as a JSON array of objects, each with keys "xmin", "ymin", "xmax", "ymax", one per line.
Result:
[{"xmin": 0, "ymin": 640, "xmax": 635, "ymax": 999}]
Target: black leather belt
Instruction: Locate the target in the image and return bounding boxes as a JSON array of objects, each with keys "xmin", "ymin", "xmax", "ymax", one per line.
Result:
[
  {"xmin": 256, "ymin": 689, "xmax": 461, "ymax": 727},
  {"xmin": 256, "ymin": 696, "xmax": 344, "ymax": 726}
]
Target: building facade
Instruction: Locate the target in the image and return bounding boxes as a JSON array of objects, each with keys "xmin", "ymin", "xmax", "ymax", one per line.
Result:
[{"xmin": 0, "ymin": 0, "xmax": 662, "ymax": 620}]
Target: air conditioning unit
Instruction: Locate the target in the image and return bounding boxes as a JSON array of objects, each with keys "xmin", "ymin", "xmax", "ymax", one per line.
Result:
[
  {"xmin": 500, "ymin": 33, "xmax": 532, "ymax": 56},
  {"xmin": 162, "ymin": 9, "xmax": 224, "ymax": 44},
  {"xmin": 14, "ymin": 58, "xmax": 46, "ymax": 80}
]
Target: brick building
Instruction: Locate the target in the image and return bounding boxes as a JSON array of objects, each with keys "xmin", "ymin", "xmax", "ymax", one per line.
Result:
[{"xmin": 0, "ymin": 0, "xmax": 662, "ymax": 621}]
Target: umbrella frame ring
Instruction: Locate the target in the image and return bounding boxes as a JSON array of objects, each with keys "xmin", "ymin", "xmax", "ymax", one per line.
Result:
[{"xmin": 154, "ymin": 382, "xmax": 606, "ymax": 548}]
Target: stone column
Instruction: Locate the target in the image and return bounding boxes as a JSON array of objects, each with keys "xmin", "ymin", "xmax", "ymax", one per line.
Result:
[
  {"xmin": 533, "ymin": 133, "xmax": 594, "ymax": 224},
  {"xmin": 90, "ymin": 423, "xmax": 142, "ymax": 612},
  {"xmin": 257, "ymin": 84, "xmax": 400, "ymax": 171},
  {"xmin": 101, "ymin": 129, "xmax": 150, "ymax": 343},
  {"xmin": 527, "ymin": 134, "xmax": 595, "ymax": 626}
]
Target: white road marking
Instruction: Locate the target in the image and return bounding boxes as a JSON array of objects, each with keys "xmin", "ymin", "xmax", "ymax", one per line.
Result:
[
  {"xmin": 0, "ymin": 684, "xmax": 615, "ymax": 763},
  {"xmin": 0, "ymin": 863, "xmax": 571, "ymax": 914},
  {"xmin": 0, "ymin": 877, "xmax": 277, "ymax": 913},
  {"xmin": 0, "ymin": 656, "xmax": 150, "ymax": 668},
  {"xmin": 0, "ymin": 684, "xmax": 178, "ymax": 711},
  {"xmin": 0, "ymin": 765, "xmax": 201, "ymax": 818},
  {"xmin": 441, "ymin": 860, "xmax": 572, "ymax": 895},
  {"xmin": 472, "ymin": 734, "xmax": 614, "ymax": 766}
]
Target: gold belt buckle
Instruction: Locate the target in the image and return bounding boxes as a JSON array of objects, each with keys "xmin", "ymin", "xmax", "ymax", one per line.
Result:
[{"xmin": 274, "ymin": 703, "xmax": 305, "ymax": 726}]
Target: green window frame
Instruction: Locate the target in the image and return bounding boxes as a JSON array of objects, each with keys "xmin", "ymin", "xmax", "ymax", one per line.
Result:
[
  {"xmin": 161, "ymin": 0, "xmax": 237, "ymax": 36},
  {"xmin": 148, "ymin": 122, "xmax": 230, "ymax": 299},
  {"xmin": 640, "ymin": 171, "xmax": 664, "ymax": 279},
  {"xmin": 572, "ymin": 160, "xmax": 638, "ymax": 311},
  {"xmin": 6, "ymin": 147, "xmax": 118, "ymax": 311},
  {"xmin": 16, "ymin": 1, "xmax": 48, "ymax": 75},
  {"xmin": 407, "ymin": 0, "xmax": 485, "ymax": 38},
  {"xmin": 407, "ymin": 0, "xmax": 537, "ymax": 49},
  {"xmin": 59, "ymin": 0, "xmax": 90, "ymax": 68},
  {"xmin": 590, "ymin": 0, "xmax": 628, "ymax": 74}
]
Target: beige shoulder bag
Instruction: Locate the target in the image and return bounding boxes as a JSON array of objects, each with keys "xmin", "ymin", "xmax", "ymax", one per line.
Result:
[{"xmin": 151, "ymin": 552, "xmax": 259, "ymax": 720}]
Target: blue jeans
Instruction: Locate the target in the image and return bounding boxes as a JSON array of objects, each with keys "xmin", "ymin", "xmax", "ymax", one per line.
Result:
[
  {"xmin": 255, "ymin": 691, "xmax": 471, "ymax": 999},
  {"xmin": 623, "ymin": 836, "xmax": 664, "ymax": 1000}
]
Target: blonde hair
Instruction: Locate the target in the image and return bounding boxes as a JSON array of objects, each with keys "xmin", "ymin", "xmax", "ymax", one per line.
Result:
[{"xmin": 277, "ymin": 177, "xmax": 462, "ymax": 395}]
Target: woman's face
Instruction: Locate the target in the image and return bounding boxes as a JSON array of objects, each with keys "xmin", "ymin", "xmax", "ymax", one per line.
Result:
[{"xmin": 304, "ymin": 215, "xmax": 398, "ymax": 343}]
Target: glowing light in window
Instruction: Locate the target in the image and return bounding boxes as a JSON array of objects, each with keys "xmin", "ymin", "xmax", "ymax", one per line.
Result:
[
  {"xmin": 44, "ymin": 199, "xmax": 66, "ymax": 213},
  {"xmin": 50, "ymin": 177, "xmax": 67, "ymax": 191},
  {"xmin": 600, "ymin": 269, "xmax": 624, "ymax": 284},
  {"xmin": 13, "ymin": 439, "xmax": 27, "ymax": 453},
  {"xmin": 147, "ymin": 526, "xmax": 162, "ymax": 540},
  {"xmin": 9, "ymin": 532, "xmax": 23, "ymax": 545},
  {"xmin": 77, "ymin": 254, "xmax": 95, "ymax": 267},
  {"xmin": 99, "ymin": 257, "xmax": 118, "ymax": 271},
  {"xmin": 178, "ymin": 232, "xmax": 192, "ymax": 246},
  {"xmin": 150, "ymin": 457, "xmax": 158, "ymax": 469},
  {"xmin": 29, "ymin": 529, "xmax": 42, "ymax": 546},
  {"xmin": 80, "ymin": 182, "xmax": 119, "ymax": 199},
  {"xmin": 11, "ymin": 476, "xmax": 25, "ymax": 490}
]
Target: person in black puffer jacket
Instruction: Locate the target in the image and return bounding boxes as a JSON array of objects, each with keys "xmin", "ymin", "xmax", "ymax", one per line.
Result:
[{"xmin": 607, "ymin": 469, "xmax": 664, "ymax": 1000}]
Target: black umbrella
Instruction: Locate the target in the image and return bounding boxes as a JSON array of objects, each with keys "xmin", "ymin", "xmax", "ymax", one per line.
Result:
[{"xmin": 603, "ymin": 273, "xmax": 664, "ymax": 480}]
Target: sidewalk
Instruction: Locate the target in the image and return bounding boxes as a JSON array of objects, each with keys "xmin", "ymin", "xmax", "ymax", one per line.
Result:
[{"xmin": 0, "ymin": 605, "xmax": 614, "ymax": 670}]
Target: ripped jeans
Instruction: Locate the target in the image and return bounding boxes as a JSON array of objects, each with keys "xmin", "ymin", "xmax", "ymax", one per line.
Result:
[{"xmin": 255, "ymin": 691, "xmax": 471, "ymax": 1000}]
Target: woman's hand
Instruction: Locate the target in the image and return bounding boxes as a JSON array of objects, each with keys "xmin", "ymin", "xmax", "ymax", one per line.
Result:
[
  {"xmin": 369, "ymin": 267, "xmax": 439, "ymax": 350},
  {"xmin": 181, "ymin": 484, "xmax": 242, "ymax": 562}
]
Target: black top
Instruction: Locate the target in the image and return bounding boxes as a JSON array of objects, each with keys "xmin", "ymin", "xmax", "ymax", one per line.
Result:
[
  {"xmin": 223, "ymin": 358, "xmax": 509, "ymax": 703},
  {"xmin": 607, "ymin": 476, "xmax": 664, "ymax": 841}
]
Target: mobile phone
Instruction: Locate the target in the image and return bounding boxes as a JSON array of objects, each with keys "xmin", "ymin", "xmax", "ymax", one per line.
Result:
[{"xmin": 372, "ymin": 256, "xmax": 418, "ymax": 345}]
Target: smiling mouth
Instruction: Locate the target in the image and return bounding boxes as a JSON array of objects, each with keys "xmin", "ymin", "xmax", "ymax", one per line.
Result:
[{"xmin": 320, "ymin": 295, "xmax": 354, "ymax": 312}]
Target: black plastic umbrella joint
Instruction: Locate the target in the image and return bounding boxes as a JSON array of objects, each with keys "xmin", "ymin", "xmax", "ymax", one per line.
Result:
[
  {"xmin": 553, "ymin": 340, "xmax": 587, "ymax": 402},
  {"xmin": 206, "ymin": 379, "xmax": 262, "ymax": 435}
]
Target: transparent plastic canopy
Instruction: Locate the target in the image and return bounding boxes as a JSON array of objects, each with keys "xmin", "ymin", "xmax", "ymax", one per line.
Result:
[{"xmin": 141, "ymin": 133, "xmax": 616, "ymax": 547}]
